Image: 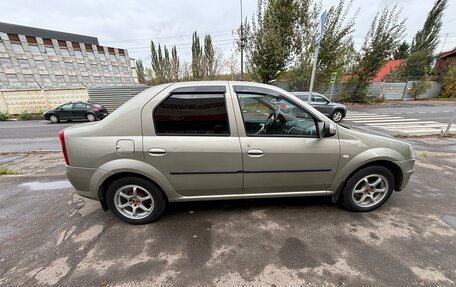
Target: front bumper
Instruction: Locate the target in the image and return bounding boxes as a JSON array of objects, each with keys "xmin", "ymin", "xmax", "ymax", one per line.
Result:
[
  {"xmin": 394, "ymin": 159, "xmax": 415, "ymax": 190},
  {"xmin": 66, "ymin": 165, "xmax": 111, "ymax": 201}
]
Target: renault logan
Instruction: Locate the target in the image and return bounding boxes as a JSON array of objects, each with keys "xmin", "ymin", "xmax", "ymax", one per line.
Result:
[{"xmin": 61, "ymin": 81, "xmax": 415, "ymax": 224}]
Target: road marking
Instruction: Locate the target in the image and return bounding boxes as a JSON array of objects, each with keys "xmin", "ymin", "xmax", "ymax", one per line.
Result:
[
  {"xmin": 352, "ymin": 118, "xmax": 420, "ymax": 123},
  {"xmin": 345, "ymin": 116, "xmax": 402, "ymax": 121},
  {"xmin": 365, "ymin": 121, "xmax": 437, "ymax": 126}
]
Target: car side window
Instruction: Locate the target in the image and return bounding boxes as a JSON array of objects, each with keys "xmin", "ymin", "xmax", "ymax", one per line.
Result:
[
  {"xmin": 154, "ymin": 93, "xmax": 230, "ymax": 136},
  {"xmin": 60, "ymin": 104, "xmax": 72, "ymax": 111},
  {"xmin": 73, "ymin": 103, "xmax": 86, "ymax": 109},
  {"xmin": 313, "ymin": 95, "xmax": 328, "ymax": 103},
  {"xmin": 237, "ymin": 93, "xmax": 318, "ymax": 137}
]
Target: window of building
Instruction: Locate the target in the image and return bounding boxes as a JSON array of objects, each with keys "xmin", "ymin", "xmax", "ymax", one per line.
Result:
[
  {"xmin": 87, "ymin": 51, "xmax": 95, "ymax": 60},
  {"xmin": 79, "ymin": 63, "xmax": 87, "ymax": 73},
  {"xmin": 7, "ymin": 34, "xmax": 20, "ymax": 42},
  {"xmin": 45, "ymin": 46, "xmax": 56, "ymax": 56},
  {"xmin": 35, "ymin": 60, "xmax": 48, "ymax": 74},
  {"xmin": 6, "ymin": 74, "xmax": 20, "ymax": 86},
  {"xmin": 82, "ymin": 76, "xmax": 90, "ymax": 84},
  {"xmin": 12, "ymin": 43, "xmax": 25, "ymax": 54},
  {"xmin": 58, "ymin": 40, "xmax": 67, "ymax": 48},
  {"xmin": 61, "ymin": 48, "xmax": 70, "ymax": 58},
  {"xmin": 99, "ymin": 53, "xmax": 106, "ymax": 62},
  {"xmin": 43, "ymin": 38, "xmax": 53, "ymax": 46},
  {"xmin": 69, "ymin": 75, "xmax": 79, "ymax": 83},
  {"xmin": 102, "ymin": 65, "xmax": 110, "ymax": 76},
  {"xmin": 24, "ymin": 74, "xmax": 36, "ymax": 86},
  {"xmin": 29, "ymin": 45, "xmax": 41, "ymax": 56},
  {"xmin": 0, "ymin": 42, "xmax": 7, "ymax": 54},
  {"xmin": 55, "ymin": 75, "xmax": 65, "ymax": 84},
  {"xmin": 0, "ymin": 58, "xmax": 15, "ymax": 73},
  {"xmin": 18, "ymin": 59, "xmax": 32, "ymax": 74},
  {"xmin": 154, "ymin": 93, "xmax": 230, "ymax": 136},
  {"xmin": 93, "ymin": 76, "xmax": 101, "ymax": 84},
  {"xmin": 115, "ymin": 77, "xmax": 122, "ymax": 83},
  {"xmin": 66, "ymin": 62, "xmax": 76, "ymax": 75},
  {"xmin": 90, "ymin": 64, "xmax": 100, "ymax": 76},
  {"xmin": 113, "ymin": 66, "xmax": 120, "ymax": 76},
  {"xmin": 74, "ymin": 49, "xmax": 83, "ymax": 59},
  {"xmin": 51, "ymin": 61, "xmax": 62, "ymax": 75},
  {"xmin": 26, "ymin": 36, "xmax": 38, "ymax": 45},
  {"xmin": 40, "ymin": 75, "xmax": 52, "ymax": 85},
  {"xmin": 237, "ymin": 93, "xmax": 318, "ymax": 137}
]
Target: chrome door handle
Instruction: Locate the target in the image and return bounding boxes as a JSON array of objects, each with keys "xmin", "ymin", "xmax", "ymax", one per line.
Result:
[
  {"xmin": 247, "ymin": 149, "xmax": 264, "ymax": 157},
  {"xmin": 148, "ymin": 148, "xmax": 166, "ymax": 156}
]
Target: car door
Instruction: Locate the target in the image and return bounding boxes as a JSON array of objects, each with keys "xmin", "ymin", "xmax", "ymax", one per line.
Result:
[
  {"xmin": 141, "ymin": 84, "xmax": 243, "ymax": 197},
  {"xmin": 310, "ymin": 94, "xmax": 332, "ymax": 115},
  {"xmin": 71, "ymin": 103, "xmax": 87, "ymax": 119},
  {"xmin": 231, "ymin": 84, "xmax": 340, "ymax": 194},
  {"xmin": 54, "ymin": 103, "xmax": 72, "ymax": 120}
]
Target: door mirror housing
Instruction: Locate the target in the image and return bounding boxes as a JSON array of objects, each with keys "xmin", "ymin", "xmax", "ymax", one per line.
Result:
[{"xmin": 322, "ymin": 121, "xmax": 336, "ymax": 137}]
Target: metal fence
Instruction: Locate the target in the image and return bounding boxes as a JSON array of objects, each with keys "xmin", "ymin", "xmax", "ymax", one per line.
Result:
[
  {"xmin": 277, "ymin": 81, "xmax": 442, "ymax": 100},
  {"xmin": 87, "ymin": 85, "xmax": 149, "ymax": 112}
]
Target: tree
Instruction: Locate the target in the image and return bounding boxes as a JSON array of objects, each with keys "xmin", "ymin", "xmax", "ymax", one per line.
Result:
[
  {"xmin": 351, "ymin": 6, "xmax": 405, "ymax": 102},
  {"xmin": 403, "ymin": 0, "xmax": 448, "ymax": 78},
  {"xmin": 150, "ymin": 41, "xmax": 180, "ymax": 84},
  {"xmin": 203, "ymin": 35, "xmax": 216, "ymax": 79},
  {"xmin": 135, "ymin": 59, "xmax": 146, "ymax": 84},
  {"xmin": 295, "ymin": 0, "xmax": 358, "ymax": 91},
  {"xmin": 191, "ymin": 32, "xmax": 204, "ymax": 79},
  {"xmin": 441, "ymin": 63, "xmax": 456, "ymax": 98},
  {"xmin": 245, "ymin": 0, "xmax": 296, "ymax": 83},
  {"xmin": 393, "ymin": 41, "xmax": 410, "ymax": 60}
]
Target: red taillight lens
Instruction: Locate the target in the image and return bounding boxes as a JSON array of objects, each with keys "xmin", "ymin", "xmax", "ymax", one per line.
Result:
[
  {"xmin": 93, "ymin": 107, "xmax": 99, "ymax": 112},
  {"xmin": 59, "ymin": 130, "xmax": 69, "ymax": 165}
]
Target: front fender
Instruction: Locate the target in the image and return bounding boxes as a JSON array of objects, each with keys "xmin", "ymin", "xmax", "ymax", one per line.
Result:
[
  {"xmin": 328, "ymin": 147, "xmax": 405, "ymax": 192},
  {"xmin": 94, "ymin": 158, "xmax": 180, "ymax": 201}
]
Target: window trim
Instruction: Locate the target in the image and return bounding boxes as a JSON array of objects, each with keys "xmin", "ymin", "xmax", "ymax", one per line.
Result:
[
  {"xmin": 235, "ymin": 91, "xmax": 320, "ymax": 138},
  {"xmin": 153, "ymin": 91, "xmax": 231, "ymax": 137}
]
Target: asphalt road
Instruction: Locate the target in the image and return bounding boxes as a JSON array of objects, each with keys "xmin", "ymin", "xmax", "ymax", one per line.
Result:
[
  {"xmin": 1, "ymin": 104, "xmax": 455, "ymax": 152},
  {"xmin": 0, "ymin": 151, "xmax": 455, "ymax": 286}
]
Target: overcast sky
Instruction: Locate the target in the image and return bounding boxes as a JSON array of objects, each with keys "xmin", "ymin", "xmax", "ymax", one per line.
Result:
[{"xmin": 1, "ymin": 0, "xmax": 456, "ymax": 67}]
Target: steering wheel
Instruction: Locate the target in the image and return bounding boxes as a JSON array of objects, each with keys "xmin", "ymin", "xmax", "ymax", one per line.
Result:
[{"xmin": 254, "ymin": 110, "xmax": 278, "ymax": 135}]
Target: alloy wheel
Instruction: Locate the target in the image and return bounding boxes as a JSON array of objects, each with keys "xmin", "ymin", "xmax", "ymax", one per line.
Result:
[
  {"xmin": 114, "ymin": 185, "xmax": 155, "ymax": 220},
  {"xmin": 351, "ymin": 174, "xmax": 389, "ymax": 208}
]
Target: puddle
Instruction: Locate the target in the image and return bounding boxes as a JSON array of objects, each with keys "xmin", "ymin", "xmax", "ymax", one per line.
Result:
[
  {"xmin": 21, "ymin": 180, "xmax": 72, "ymax": 191},
  {"xmin": 441, "ymin": 215, "xmax": 456, "ymax": 230}
]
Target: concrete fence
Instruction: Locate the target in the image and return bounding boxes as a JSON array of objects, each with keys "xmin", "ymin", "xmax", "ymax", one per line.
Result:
[{"xmin": 0, "ymin": 88, "xmax": 88, "ymax": 114}]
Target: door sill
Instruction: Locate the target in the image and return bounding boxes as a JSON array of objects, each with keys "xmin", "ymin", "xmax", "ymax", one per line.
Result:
[{"xmin": 170, "ymin": 190, "xmax": 332, "ymax": 202}]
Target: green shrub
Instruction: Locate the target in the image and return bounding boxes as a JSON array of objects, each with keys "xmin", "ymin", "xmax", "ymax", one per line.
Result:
[
  {"xmin": 409, "ymin": 75, "xmax": 431, "ymax": 100},
  {"xmin": 0, "ymin": 167, "xmax": 19, "ymax": 175},
  {"xmin": 19, "ymin": 111, "xmax": 33, "ymax": 120},
  {"xmin": 0, "ymin": 112, "xmax": 9, "ymax": 121},
  {"xmin": 441, "ymin": 63, "xmax": 456, "ymax": 98}
]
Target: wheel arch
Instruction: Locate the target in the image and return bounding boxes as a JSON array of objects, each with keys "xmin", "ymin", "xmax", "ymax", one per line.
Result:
[
  {"xmin": 332, "ymin": 159, "xmax": 403, "ymax": 203},
  {"xmin": 98, "ymin": 172, "xmax": 169, "ymax": 211}
]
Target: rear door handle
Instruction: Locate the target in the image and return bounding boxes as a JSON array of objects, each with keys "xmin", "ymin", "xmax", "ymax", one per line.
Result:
[
  {"xmin": 148, "ymin": 148, "xmax": 166, "ymax": 156},
  {"xmin": 247, "ymin": 149, "xmax": 264, "ymax": 157}
]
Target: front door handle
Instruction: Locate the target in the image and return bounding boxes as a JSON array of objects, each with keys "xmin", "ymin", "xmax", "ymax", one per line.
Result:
[
  {"xmin": 148, "ymin": 148, "xmax": 166, "ymax": 156},
  {"xmin": 247, "ymin": 149, "xmax": 264, "ymax": 157}
]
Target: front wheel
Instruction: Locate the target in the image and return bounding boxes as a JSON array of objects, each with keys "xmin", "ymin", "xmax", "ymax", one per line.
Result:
[
  {"xmin": 49, "ymin": 114, "xmax": 60, "ymax": 123},
  {"xmin": 331, "ymin": 110, "xmax": 344, "ymax": 123},
  {"xmin": 342, "ymin": 166, "xmax": 394, "ymax": 212},
  {"xmin": 106, "ymin": 177, "xmax": 166, "ymax": 224}
]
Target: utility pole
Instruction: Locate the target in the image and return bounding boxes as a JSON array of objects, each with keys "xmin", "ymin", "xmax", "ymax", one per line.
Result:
[{"xmin": 240, "ymin": 0, "xmax": 244, "ymax": 81}]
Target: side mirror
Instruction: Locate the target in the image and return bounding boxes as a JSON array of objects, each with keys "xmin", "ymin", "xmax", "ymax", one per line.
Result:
[{"xmin": 322, "ymin": 121, "xmax": 336, "ymax": 137}]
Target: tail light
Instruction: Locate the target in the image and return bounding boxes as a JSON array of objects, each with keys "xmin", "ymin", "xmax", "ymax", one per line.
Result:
[
  {"xmin": 59, "ymin": 130, "xmax": 70, "ymax": 165},
  {"xmin": 93, "ymin": 107, "xmax": 99, "ymax": 112}
]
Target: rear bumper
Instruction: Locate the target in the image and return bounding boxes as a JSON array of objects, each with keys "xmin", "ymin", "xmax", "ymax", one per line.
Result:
[
  {"xmin": 66, "ymin": 165, "xmax": 111, "ymax": 201},
  {"xmin": 95, "ymin": 112, "xmax": 108, "ymax": 119}
]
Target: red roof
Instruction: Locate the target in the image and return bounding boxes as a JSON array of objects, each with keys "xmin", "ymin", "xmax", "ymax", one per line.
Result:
[{"xmin": 371, "ymin": 59, "xmax": 405, "ymax": 82}]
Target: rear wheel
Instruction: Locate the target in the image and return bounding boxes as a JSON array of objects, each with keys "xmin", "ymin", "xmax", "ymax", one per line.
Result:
[
  {"xmin": 106, "ymin": 177, "xmax": 166, "ymax": 224},
  {"xmin": 49, "ymin": 114, "xmax": 60, "ymax": 123},
  {"xmin": 342, "ymin": 166, "xmax": 394, "ymax": 212},
  {"xmin": 331, "ymin": 110, "xmax": 344, "ymax": 123},
  {"xmin": 86, "ymin": 113, "xmax": 96, "ymax": 122}
]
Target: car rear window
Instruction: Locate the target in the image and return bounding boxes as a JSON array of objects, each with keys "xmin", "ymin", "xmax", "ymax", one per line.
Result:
[{"xmin": 154, "ymin": 93, "xmax": 230, "ymax": 136}]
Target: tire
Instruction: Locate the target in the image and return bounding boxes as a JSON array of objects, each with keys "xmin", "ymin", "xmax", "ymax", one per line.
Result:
[
  {"xmin": 106, "ymin": 176, "xmax": 166, "ymax": 224},
  {"xmin": 86, "ymin": 113, "xmax": 96, "ymax": 122},
  {"xmin": 49, "ymin": 114, "xmax": 60, "ymax": 123},
  {"xmin": 342, "ymin": 166, "xmax": 394, "ymax": 212},
  {"xmin": 331, "ymin": 110, "xmax": 344, "ymax": 123}
]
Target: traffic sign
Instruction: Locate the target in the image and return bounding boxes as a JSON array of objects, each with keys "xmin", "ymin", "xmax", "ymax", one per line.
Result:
[
  {"xmin": 315, "ymin": 10, "xmax": 327, "ymax": 45},
  {"xmin": 330, "ymin": 72, "xmax": 337, "ymax": 83}
]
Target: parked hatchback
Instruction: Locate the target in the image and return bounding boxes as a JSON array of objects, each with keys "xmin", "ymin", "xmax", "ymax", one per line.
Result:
[
  {"xmin": 291, "ymin": 92, "xmax": 346, "ymax": 123},
  {"xmin": 61, "ymin": 81, "xmax": 415, "ymax": 224},
  {"xmin": 44, "ymin": 101, "xmax": 108, "ymax": 123}
]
